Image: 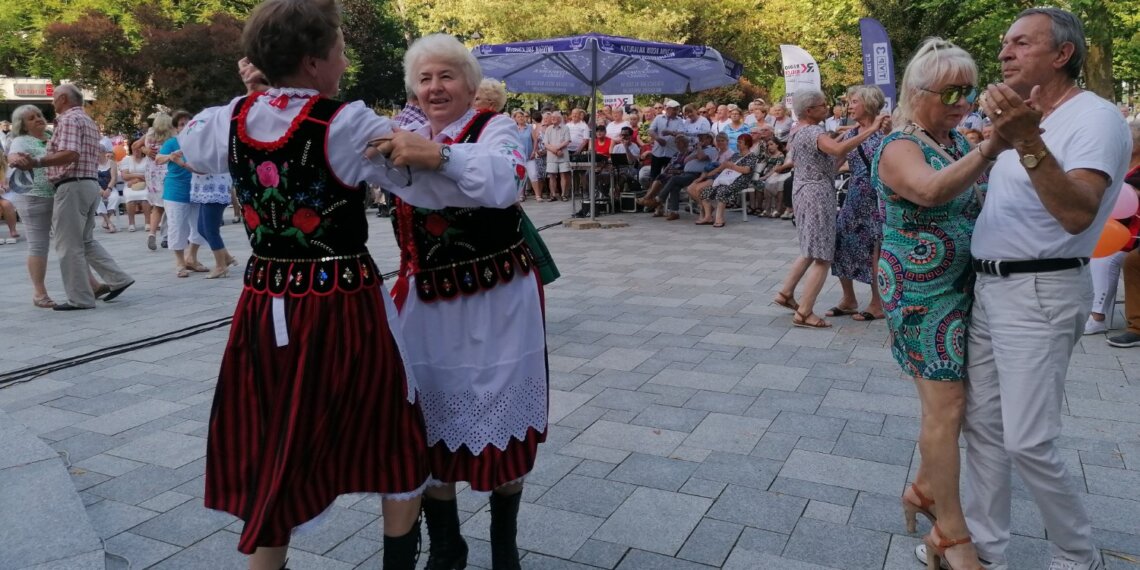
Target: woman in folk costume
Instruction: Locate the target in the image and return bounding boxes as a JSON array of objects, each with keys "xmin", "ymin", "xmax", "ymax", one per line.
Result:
[
  {"xmin": 369, "ymin": 34, "xmax": 549, "ymax": 570},
  {"xmin": 178, "ymin": 1, "xmax": 429, "ymax": 567}
]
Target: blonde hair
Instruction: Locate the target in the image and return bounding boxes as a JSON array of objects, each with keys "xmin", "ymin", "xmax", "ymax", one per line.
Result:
[
  {"xmin": 475, "ymin": 78, "xmax": 508, "ymax": 112},
  {"xmin": 151, "ymin": 112, "xmax": 176, "ymax": 145},
  {"xmin": 894, "ymin": 37, "xmax": 977, "ymax": 127}
]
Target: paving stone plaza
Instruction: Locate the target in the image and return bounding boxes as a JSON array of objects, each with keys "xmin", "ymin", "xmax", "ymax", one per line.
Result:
[{"xmin": 1, "ymin": 202, "xmax": 1138, "ymax": 569}]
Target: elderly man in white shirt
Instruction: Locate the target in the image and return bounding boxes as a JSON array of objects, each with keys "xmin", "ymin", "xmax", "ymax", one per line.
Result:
[
  {"xmin": 956, "ymin": 8, "xmax": 1131, "ymax": 570},
  {"xmin": 647, "ymin": 99, "xmax": 684, "ymax": 180},
  {"xmin": 542, "ymin": 111, "xmax": 572, "ymax": 201}
]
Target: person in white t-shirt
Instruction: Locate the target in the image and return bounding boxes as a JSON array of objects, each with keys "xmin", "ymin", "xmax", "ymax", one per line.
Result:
[
  {"xmin": 565, "ymin": 108, "xmax": 590, "ymax": 154},
  {"xmin": 542, "ymin": 111, "xmax": 571, "ymax": 201},
  {"xmin": 605, "ymin": 111, "xmax": 630, "ymax": 143},
  {"xmin": 647, "ymin": 99, "xmax": 685, "ymax": 179},
  {"xmin": 954, "ymin": 9, "xmax": 1131, "ymax": 570}
]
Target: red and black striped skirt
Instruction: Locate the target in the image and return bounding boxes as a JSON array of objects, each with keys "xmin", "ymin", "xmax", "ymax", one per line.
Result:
[{"xmin": 205, "ymin": 284, "xmax": 428, "ymax": 554}]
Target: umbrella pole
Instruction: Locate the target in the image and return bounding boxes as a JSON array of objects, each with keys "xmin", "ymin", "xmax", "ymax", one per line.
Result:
[{"xmin": 590, "ymin": 39, "xmax": 598, "ymax": 221}]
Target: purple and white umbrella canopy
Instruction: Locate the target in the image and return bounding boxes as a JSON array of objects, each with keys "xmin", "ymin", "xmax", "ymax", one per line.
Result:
[
  {"xmin": 473, "ymin": 33, "xmax": 742, "ymax": 96},
  {"xmin": 473, "ymin": 33, "xmax": 742, "ymax": 219}
]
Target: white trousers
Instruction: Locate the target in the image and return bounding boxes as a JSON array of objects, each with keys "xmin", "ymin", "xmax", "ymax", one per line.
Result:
[
  {"xmin": 96, "ymin": 189, "xmax": 120, "ymax": 216},
  {"xmin": 164, "ymin": 200, "xmax": 204, "ymax": 252},
  {"xmin": 1089, "ymin": 251, "xmax": 1125, "ymax": 315},
  {"xmin": 963, "ymin": 266, "xmax": 1097, "ymax": 565}
]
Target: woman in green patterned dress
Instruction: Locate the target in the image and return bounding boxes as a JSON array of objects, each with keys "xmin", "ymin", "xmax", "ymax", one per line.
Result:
[{"xmin": 872, "ymin": 38, "xmax": 1009, "ymax": 570}]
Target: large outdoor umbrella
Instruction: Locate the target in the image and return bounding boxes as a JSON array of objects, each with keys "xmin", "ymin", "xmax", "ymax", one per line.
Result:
[{"xmin": 473, "ymin": 33, "xmax": 742, "ymax": 219}]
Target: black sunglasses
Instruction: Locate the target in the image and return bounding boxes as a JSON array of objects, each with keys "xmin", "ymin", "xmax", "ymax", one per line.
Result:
[{"xmin": 920, "ymin": 85, "xmax": 978, "ymax": 106}]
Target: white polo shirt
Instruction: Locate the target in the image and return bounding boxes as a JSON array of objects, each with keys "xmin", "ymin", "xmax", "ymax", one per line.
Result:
[{"xmin": 972, "ymin": 91, "xmax": 1132, "ymax": 261}]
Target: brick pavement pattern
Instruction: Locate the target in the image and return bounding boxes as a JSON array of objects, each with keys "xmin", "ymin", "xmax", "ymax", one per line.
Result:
[{"xmin": 1, "ymin": 201, "xmax": 1138, "ymax": 569}]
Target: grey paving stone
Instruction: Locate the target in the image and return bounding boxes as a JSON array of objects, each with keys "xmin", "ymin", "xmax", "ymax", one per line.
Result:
[
  {"xmin": 735, "ymin": 527, "xmax": 790, "ymax": 555},
  {"xmin": 526, "ymin": 453, "xmax": 582, "ymax": 486},
  {"xmin": 571, "ymin": 459, "xmax": 616, "ymax": 478},
  {"xmin": 571, "ymin": 538, "xmax": 628, "ymax": 569},
  {"xmin": 648, "ymin": 367, "xmax": 740, "ymax": 393},
  {"xmin": 809, "ymin": 362, "xmax": 874, "ymax": 382},
  {"xmin": 848, "ymin": 490, "xmax": 912, "ymax": 535},
  {"xmin": 289, "ymin": 506, "xmax": 376, "ymax": 555},
  {"xmin": 706, "ymin": 484, "xmax": 806, "ymax": 533},
  {"xmin": 557, "ymin": 405, "xmax": 607, "ymax": 430},
  {"xmin": 85, "ymin": 498, "xmax": 158, "ymax": 538},
  {"xmin": 0, "ymin": 418, "xmax": 60, "ymax": 470},
  {"xmin": 70, "ymin": 469, "xmax": 111, "ymax": 492},
  {"xmin": 594, "ymin": 488, "xmax": 712, "ymax": 556},
  {"xmin": 770, "ymin": 477, "xmax": 860, "ymax": 507},
  {"xmin": 795, "ymin": 377, "xmax": 835, "ymax": 396},
  {"xmin": 520, "ymin": 552, "xmax": 603, "ymax": 569},
  {"xmin": 768, "ymin": 411, "xmax": 847, "ymax": 441},
  {"xmin": 76, "ymin": 400, "xmax": 187, "ymax": 435},
  {"xmin": 1086, "ymin": 464, "xmax": 1140, "ymax": 501},
  {"xmin": 682, "ymin": 391, "xmax": 756, "ymax": 414},
  {"xmin": 1079, "ymin": 449, "xmax": 1127, "ymax": 469},
  {"xmin": 537, "ymin": 474, "xmax": 636, "ymax": 517},
  {"xmin": 747, "ymin": 389, "xmax": 823, "ymax": 415},
  {"xmin": 74, "ymin": 453, "xmax": 146, "ymax": 477},
  {"xmin": 882, "ymin": 533, "xmax": 924, "ymax": 570},
  {"xmin": 634, "ymin": 384, "xmax": 697, "ymax": 407},
  {"xmin": 24, "ymin": 549, "xmax": 104, "ymax": 570},
  {"xmin": 679, "ymin": 478, "xmax": 727, "ymax": 499},
  {"xmin": 576, "ymin": 370, "xmax": 653, "ymax": 393},
  {"xmin": 780, "ymin": 449, "xmax": 908, "ymax": 496},
  {"xmin": 131, "ymin": 501, "xmax": 237, "ymax": 547},
  {"xmin": 615, "ymin": 549, "xmax": 716, "ymax": 569},
  {"xmin": 324, "ymin": 535, "xmax": 380, "ymax": 565},
  {"xmin": 606, "ymin": 453, "xmax": 699, "ymax": 492},
  {"xmin": 137, "ymin": 491, "xmax": 194, "ymax": 513},
  {"xmin": 558, "ymin": 442, "xmax": 631, "ymax": 464},
  {"xmin": 572, "ymin": 420, "xmax": 687, "ymax": 457},
  {"xmin": 831, "ymin": 431, "xmax": 917, "ymax": 467},
  {"xmin": 803, "ymin": 500, "xmax": 852, "ymax": 524},
  {"xmin": 103, "ymin": 531, "xmax": 181, "ymax": 568},
  {"xmin": 589, "ymin": 348, "xmax": 656, "ymax": 372},
  {"xmin": 692, "ymin": 451, "xmax": 782, "ymax": 490},
  {"xmin": 149, "ymin": 530, "xmax": 247, "ymax": 569},
  {"xmin": 682, "ymin": 412, "xmax": 769, "ymax": 454},
  {"xmin": 724, "ymin": 548, "xmax": 835, "ymax": 570},
  {"xmin": 750, "ymin": 431, "xmax": 800, "ymax": 461},
  {"xmin": 463, "ymin": 502, "xmax": 603, "ymax": 559},
  {"xmin": 738, "ymin": 364, "xmax": 809, "ymax": 392},
  {"xmin": 0, "ymin": 451, "xmax": 104, "ymax": 569},
  {"xmin": 9, "ymin": 404, "xmax": 91, "ymax": 435},
  {"xmin": 45, "ymin": 392, "xmax": 146, "ymax": 417},
  {"xmin": 822, "ymin": 388, "xmax": 920, "ymax": 418},
  {"xmin": 586, "ymin": 388, "xmax": 660, "ymax": 414},
  {"xmin": 677, "ymin": 517, "xmax": 743, "ymax": 566},
  {"xmin": 783, "ymin": 517, "xmax": 890, "ymax": 569}
]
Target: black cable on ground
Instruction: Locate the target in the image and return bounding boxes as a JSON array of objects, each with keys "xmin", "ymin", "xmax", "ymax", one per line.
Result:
[{"xmin": 0, "ymin": 220, "xmax": 567, "ymax": 390}]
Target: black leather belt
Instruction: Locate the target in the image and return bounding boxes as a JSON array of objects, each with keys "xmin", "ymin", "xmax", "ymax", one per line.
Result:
[
  {"xmin": 55, "ymin": 177, "xmax": 97, "ymax": 185},
  {"xmin": 972, "ymin": 257, "xmax": 1088, "ymax": 277}
]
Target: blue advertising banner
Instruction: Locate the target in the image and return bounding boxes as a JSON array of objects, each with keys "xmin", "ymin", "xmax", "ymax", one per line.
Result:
[{"xmin": 859, "ymin": 18, "xmax": 897, "ymax": 112}]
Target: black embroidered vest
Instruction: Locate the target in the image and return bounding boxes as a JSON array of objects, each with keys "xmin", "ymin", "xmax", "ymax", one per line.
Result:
[
  {"xmin": 229, "ymin": 94, "xmax": 380, "ymax": 297},
  {"xmin": 391, "ymin": 110, "xmax": 532, "ymax": 302}
]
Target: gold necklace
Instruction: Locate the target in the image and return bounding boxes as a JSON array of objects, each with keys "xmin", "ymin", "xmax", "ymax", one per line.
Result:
[{"xmin": 1043, "ymin": 85, "xmax": 1079, "ymax": 119}]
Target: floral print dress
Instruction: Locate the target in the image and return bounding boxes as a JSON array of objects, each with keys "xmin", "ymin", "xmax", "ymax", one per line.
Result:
[{"xmin": 833, "ymin": 125, "xmax": 885, "ymax": 283}]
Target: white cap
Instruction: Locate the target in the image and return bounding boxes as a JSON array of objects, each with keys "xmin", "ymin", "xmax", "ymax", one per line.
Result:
[{"xmin": 664, "ymin": 99, "xmax": 681, "ymax": 108}]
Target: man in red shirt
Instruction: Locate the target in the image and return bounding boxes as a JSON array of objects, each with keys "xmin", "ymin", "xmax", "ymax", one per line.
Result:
[{"xmin": 11, "ymin": 84, "xmax": 133, "ymax": 310}]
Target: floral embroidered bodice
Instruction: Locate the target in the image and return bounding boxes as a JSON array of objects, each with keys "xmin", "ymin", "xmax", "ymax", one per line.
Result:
[
  {"xmin": 229, "ymin": 94, "xmax": 380, "ymax": 296},
  {"xmin": 391, "ymin": 111, "xmax": 533, "ymax": 302}
]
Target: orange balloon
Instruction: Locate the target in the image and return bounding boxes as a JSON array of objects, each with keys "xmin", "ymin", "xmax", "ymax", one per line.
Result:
[{"xmin": 1092, "ymin": 219, "xmax": 1131, "ymax": 258}]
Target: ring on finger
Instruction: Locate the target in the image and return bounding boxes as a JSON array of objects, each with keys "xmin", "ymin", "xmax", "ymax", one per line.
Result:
[{"xmin": 995, "ymin": 108, "xmax": 1003, "ymax": 116}]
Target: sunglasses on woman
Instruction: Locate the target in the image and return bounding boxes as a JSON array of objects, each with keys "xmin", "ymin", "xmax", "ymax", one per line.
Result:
[{"xmin": 920, "ymin": 85, "xmax": 978, "ymax": 106}]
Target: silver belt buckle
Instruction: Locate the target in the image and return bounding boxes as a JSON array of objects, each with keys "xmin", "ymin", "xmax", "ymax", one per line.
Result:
[{"xmin": 993, "ymin": 260, "xmax": 1004, "ymax": 276}]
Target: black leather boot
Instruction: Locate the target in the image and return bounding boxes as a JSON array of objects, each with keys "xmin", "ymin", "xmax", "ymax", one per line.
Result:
[
  {"xmin": 423, "ymin": 496, "xmax": 468, "ymax": 570},
  {"xmin": 382, "ymin": 522, "xmax": 420, "ymax": 570},
  {"xmin": 489, "ymin": 491, "xmax": 523, "ymax": 570}
]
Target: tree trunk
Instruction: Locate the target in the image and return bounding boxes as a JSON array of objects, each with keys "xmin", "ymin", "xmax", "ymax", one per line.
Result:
[{"xmin": 1079, "ymin": 0, "xmax": 1115, "ymax": 100}]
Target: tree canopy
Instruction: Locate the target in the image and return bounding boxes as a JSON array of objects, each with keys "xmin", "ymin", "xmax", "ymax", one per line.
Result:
[{"xmin": 0, "ymin": 0, "xmax": 1135, "ymax": 131}]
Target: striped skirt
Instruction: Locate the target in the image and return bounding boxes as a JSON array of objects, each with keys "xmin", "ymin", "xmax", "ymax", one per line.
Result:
[{"xmin": 205, "ymin": 282, "xmax": 428, "ymax": 554}]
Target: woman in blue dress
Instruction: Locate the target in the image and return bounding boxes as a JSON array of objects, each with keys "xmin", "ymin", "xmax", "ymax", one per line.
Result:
[{"xmin": 829, "ymin": 85, "xmax": 889, "ymax": 321}]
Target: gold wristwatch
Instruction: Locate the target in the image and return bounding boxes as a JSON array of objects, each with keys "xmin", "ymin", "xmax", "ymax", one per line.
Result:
[{"xmin": 1019, "ymin": 147, "xmax": 1049, "ymax": 169}]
